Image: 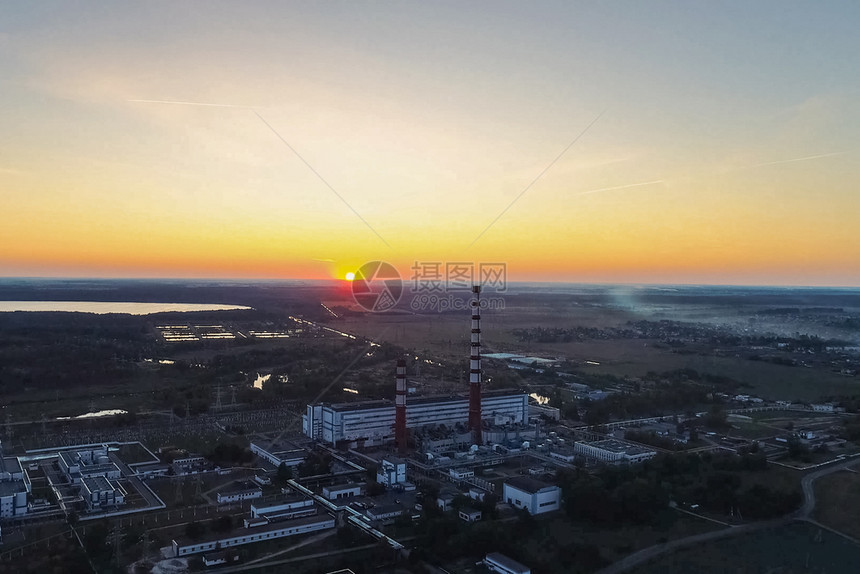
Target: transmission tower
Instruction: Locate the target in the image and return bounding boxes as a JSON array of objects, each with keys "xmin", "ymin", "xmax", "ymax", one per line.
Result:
[
  {"xmin": 215, "ymin": 385, "xmax": 222, "ymax": 410},
  {"xmin": 113, "ymin": 522, "xmax": 122, "ymax": 568},
  {"xmin": 174, "ymin": 478, "xmax": 184, "ymax": 505}
]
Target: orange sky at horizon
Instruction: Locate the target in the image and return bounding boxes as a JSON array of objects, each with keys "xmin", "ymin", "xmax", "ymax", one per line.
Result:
[{"xmin": 2, "ymin": 3, "xmax": 859, "ymax": 287}]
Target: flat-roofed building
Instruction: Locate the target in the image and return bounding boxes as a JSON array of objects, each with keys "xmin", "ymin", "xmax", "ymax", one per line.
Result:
[
  {"xmin": 485, "ymin": 552, "xmax": 531, "ymax": 574},
  {"xmin": 303, "ymin": 391, "xmax": 529, "ymax": 446},
  {"xmin": 0, "ymin": 481, "xmax": 28, "ymax": 518},
  {"xmin": 249, "ymin": 441, "xmax": 306, "ymax": 468},
  {"xmin": 459, "ymin": 507, "xmax": 482, "ymax": 522},
  {"xmin": 58, "ymin": 447, "xmax": 121, "ymax": 484},
  {"xmin": 377, "ymin": 457, "xmax": 406, "ymax": 487},
  {"xmin": 322, "ymin": 483, "xmax": 363, "ymax": 501},
  {"xmin": 573, "ymin": 439, "xmax": 656, "ymax": 465},
  {"xmin": 366, "ymin": 503, "xmax": 404, "ymax": 522},
  {"xmin": 81, "ymin": 476, "xmax": 126, "ymax": 511},
  {"xmin": 251, "ymin": 495, "xmax": 313, "ymax": 518},
  {"xmin": 172, "ymin": 514, "xmax": 335, "ymax": 557},
  {"xmin": 216, "ymin": 481, "xmax": 262, "ymax": 504},
  {"xmin": 502, "ymin": 477, "xmax": 560, "ymax": 515}
]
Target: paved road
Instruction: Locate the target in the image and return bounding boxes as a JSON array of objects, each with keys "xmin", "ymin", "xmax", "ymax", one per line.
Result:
[
  {"xmin": 596, "ymin": 455, "xmax": 860, "ymax": 574},
  {"xmin": 796, "ymin": 456, "xmax": 860, "ymax": 519}
]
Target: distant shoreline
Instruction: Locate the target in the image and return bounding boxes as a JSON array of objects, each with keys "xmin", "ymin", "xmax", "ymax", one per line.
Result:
[{"xmin": 0, "ymin": 301, "xmax": 252, "ymax": 315}]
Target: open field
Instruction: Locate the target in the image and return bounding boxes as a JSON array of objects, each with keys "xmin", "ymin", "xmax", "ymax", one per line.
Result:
[
  {"xmin": 813, "ymin": 467, "xmax": 860, "ymax": 540},
  {"xmin": 329, "ymin": 290, "xmax": 860, "ymax": 403},
  {"xmin": 631, "ymin": 521, "xmax": 860, "ymax": 574},
  {"xmin": 536, "ymin": 512, "xmax": 724, "ymax": 568}
]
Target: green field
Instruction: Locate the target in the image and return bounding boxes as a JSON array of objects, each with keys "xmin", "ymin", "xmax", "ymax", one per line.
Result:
[{"xmin": 632, "ymin": 521, "xmax": 860, "ymax": 574}]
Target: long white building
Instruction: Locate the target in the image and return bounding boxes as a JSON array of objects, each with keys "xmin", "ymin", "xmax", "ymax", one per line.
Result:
[
  {"xmin": 303, "ymin": 391, "xmax": 529, "ymax": 446},
  {"xmin": 573, "ymin": 439, "xmax": 656, "ymax": 465}
]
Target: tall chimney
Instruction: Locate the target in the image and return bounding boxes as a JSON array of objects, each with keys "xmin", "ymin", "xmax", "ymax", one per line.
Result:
[
  {"xmin": 395, "ymin": 358, "xmax": 407, "ymax": 452},
  {"xmin": 468, "ymin": 285, "xmax": 482, "ymax": 445}
]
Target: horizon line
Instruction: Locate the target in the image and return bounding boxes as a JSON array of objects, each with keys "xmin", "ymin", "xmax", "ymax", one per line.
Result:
[{"xmin": 1, "ymin": 275, "xmax": 859, "ymax": 290}]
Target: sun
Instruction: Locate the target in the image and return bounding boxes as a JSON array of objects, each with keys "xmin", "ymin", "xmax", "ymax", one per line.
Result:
[{"xmin": 345, "ymin": 272, "xmax": 355, "ymax": 281}]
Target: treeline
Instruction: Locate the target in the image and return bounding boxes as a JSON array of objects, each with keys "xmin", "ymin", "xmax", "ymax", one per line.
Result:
[
  {"xmin": 511, "ymin": 321, "xmax": 854, "ymax": 352},
  {"xmin": 557, "ymin": 448, "xmax": 799, "ymax": 525},
  {"xmin": 412, "ymin": 507, "xmax": 606, "ymax": 574}
]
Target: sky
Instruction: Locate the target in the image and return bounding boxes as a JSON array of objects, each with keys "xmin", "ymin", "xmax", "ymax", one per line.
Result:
[{"xmin": 1, "ymin": 1, "xmax": 859, "ymax": 286}]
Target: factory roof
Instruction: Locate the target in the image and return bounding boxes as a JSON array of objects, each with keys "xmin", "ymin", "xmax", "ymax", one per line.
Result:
[
  {"xmin": 486, "ymin": 552, "xmax": 530, "ymax": 574},
  {"xmin": 367, "ymin": 503, "xmax": 404, "ymax": 518},
  {"xmin": 173, "ymin": 514, "xmax": 332, "ymax": 547},
  {"xmin": 504, "ymin": 476, "xmax": 556, "ymax": 495},
  {"xmin": 0, "ymin": 480, "xmax": 26, "ymax": 497},
  {"xmin": 585, "ymin": 439, "xmax": 654, "ymax": 456},
  {"xmin": 81, "ymin": 475, "xmax": 114, "ymax": 493},
  {"xmin": 0, "ymin": 456, "xmax": 22, "ymax": 475},
  {"xmin": 324, "ymin": 390, "xmax": 526, "ymax": 412}
]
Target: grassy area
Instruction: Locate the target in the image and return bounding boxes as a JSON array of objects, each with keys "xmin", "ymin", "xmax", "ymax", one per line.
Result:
[
  {"xmin": 813, "ymin": 469, "xmax": 860, "ymax": 540},
  {"xmin": 575, "ymin": 512, "xmax": 724, "ymax": 565},
  {"xmin": 632, "ymin": 522, "xmax": 860, "ymax": 574},
  {"xmin": 343, "ymin": 309, "xmax": 860, "ymax": 402},
  {"xmin": 725, "ymin": 421, "xmax": 781, "ymax": 440},
  {"xmin": 116, "ymin": 442, "xmax": 158, "ymax": 464}
]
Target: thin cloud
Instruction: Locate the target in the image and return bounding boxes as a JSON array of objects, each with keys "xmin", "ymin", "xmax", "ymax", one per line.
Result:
[
  {"xmin": 127, "ymin": 99, "xmax": 259, "ymax": 109},
  {"xmin": 573, "ymin": 180, "xmax": 664, "ymax": 197},
  {"xmin": 744, "ymin": 152, "xmax": 846, "ymax": 169}
]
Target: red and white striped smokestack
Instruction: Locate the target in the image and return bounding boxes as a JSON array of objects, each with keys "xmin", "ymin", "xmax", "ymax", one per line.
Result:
[
  {"xmin": 468, "ymin": 285, "xmax": 482, "ymax": 445},
  {"xmin": 395, "ymin": 358, "xmax": 407, "ymax": 452}
]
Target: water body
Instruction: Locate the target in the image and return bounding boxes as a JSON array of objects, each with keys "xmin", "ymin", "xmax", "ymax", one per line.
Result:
[
  {"xmin": 634, "ymin": 522, "xmax": 860, "ymax": 574},
  {"xmin": 253, "ymin": 373, "xmax": 271, "ymax": 390},
  {"xmin": 56, "ymin": 409, "xmax": 128, "ymax": 420},
  {"xmin": 0, "ymin": 301, "xmax": 251, "ymax": 315}
]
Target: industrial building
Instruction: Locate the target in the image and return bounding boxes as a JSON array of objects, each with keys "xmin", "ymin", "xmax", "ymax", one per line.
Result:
[
  {"xmin": 376, "ymin": 457, "xmax": 407, "ymax": 487},
  {"xmin": 249, "ymin": 440, "xmax": 305, "ymax": 468},
  {"xmin": 58, "ymin": 446, "xmax": 121, "ymax": 484},
  {"xmin": 171, "ymin": 513, "xmax": 335, "ymax": 557},
  {"xmin": 215, "ymin": 481, "xmax": 263, "ymax": 504},
  {"xmin": 322, "ymin": 483, "xmax": 363, "ymax": 501},
  {"xmin": 502, "ymin": 477, "xmax": 561, "ymax": 515},
  {"xmin": 0, "ymin": 446, "xmax": 29, "ymax": 518},
  {"xmin": 303, "ymin": 391, "xmax": 528, "ymax": 446},
  {"xmin": 303, "ymin": 286, "xmax": 530, "ymax": 447},
  {"xmin": 485, "ymin": 552, "xmax": 531, "ymax": 574},
  {"xmin": 573, "ymin": 439, "xmax": 656, "ymax": 465},
  {"xmin": 80, "ymin": 475, "xmax": 126, "ymax": 512},
  {"xmin": 250, "ymin": 495, "xmax": 314, "ymax": 519}
]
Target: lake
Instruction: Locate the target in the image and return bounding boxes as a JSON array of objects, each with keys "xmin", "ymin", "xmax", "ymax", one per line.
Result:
[{"xmin": 0, "ymin": 301, "xmax": 252, "ymax": 315}]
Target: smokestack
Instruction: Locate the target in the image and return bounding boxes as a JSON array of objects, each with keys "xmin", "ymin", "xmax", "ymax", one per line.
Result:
[
  {"xmin": 395, "ymin": 358, "xmax": 407, "ymax": 453},
  {"xmin": 469, "ymin": 285, "xmax": 482, "ymax": 445}
]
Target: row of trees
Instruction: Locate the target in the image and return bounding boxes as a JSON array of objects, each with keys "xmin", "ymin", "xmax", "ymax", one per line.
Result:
[{"xmin": 556, "ymin": 449, "xmax": 798, "ymax": 527}]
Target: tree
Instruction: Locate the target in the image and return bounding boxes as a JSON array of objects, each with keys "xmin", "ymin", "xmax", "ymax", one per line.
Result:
[
  {"xmin": 276, "ymin": 462, "xmax": 292, "ymax": 485},
  {"xmin": 185, "ymin": 521, "xmax": 205, "ymax": 540},
  {"xmin": 211, "ymin": 515, "xmax": 232, "ymax": 533}
]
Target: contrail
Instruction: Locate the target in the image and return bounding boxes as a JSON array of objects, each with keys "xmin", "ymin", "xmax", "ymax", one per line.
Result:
[
  {"xmin": 746, "ymin": 152, "xmax": 845, "ymax": 168},
  {"xmin": 127, "ymin": 99, "xmax": 257, "ymax": 109},
  {"xmin": 573, "ymin": 180, "xmax": 664, "ymax": 197},
  {"xmin": 255, "ymin": 111, "xmax": 391, "ymax": 248},
  {"xmin": 312, "ymin": 258, "xmax": 335, "ymax": 263},
  {"xmin": 468, "ymin": 109, "xmax": 606, "ymax": 248}
]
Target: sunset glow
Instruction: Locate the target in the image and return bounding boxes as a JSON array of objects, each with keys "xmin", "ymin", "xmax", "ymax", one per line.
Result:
[{"xmin": 2, "ymin": 3, "xmax": 859, "ymax": 286}]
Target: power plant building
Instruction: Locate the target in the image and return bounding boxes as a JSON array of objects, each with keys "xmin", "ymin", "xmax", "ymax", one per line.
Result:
[{"xmin": 303, "ymin": 391, "xmax": 529, "ymax": 446}]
